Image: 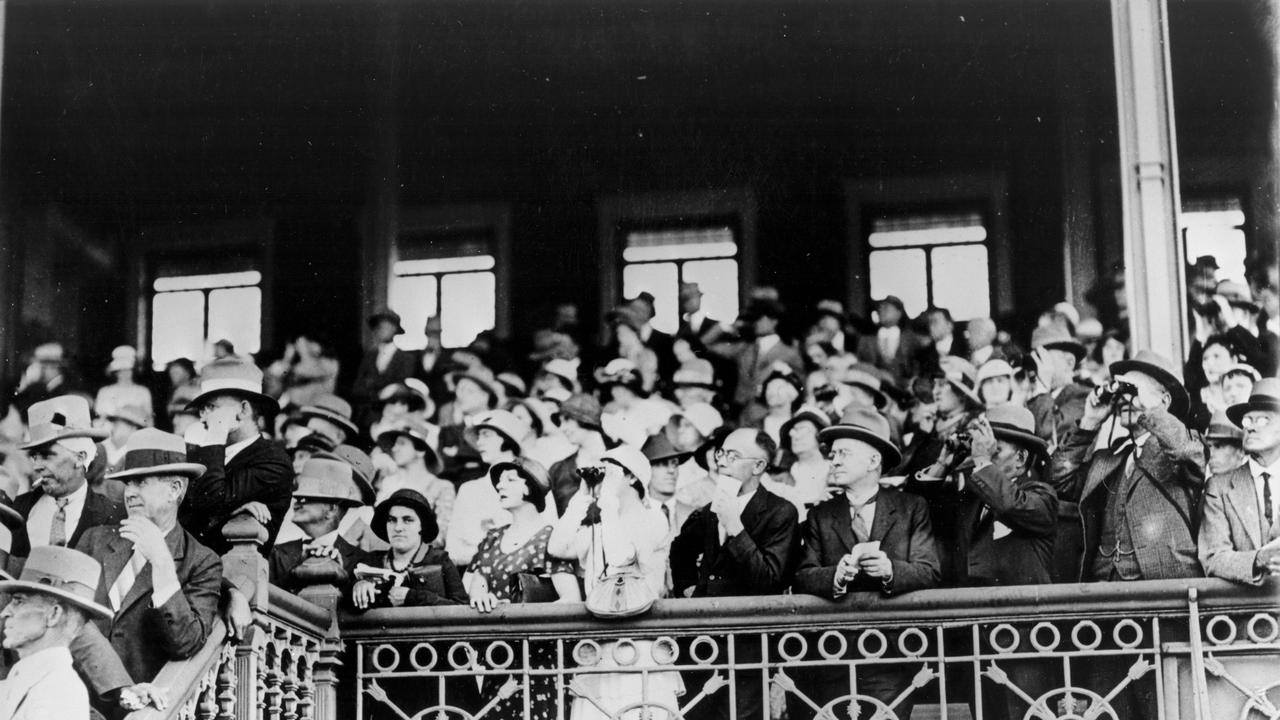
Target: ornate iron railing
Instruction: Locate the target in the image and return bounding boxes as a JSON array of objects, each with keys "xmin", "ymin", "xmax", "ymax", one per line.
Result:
[{"xmin": 341, "ymin": 579, "xmax": 1279, "ymax": 720}]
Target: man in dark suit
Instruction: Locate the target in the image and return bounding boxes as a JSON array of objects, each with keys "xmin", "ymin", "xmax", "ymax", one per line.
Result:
[
  {"xmin": 628, "ymin": 292, "xmax": 678, "ymax": 384},
  {"xmin": 76, "ymin": 428, "xmax": 223, "ymax": 685},
  {"xmin": 709, "ymin": 298, "xmax": 805, "ymax": 417},
  {"xmin": 12, "ymin": 396, "xmax": 124, "ymax": 559},
  {"xmin": 181, "ymin": 359, "xmax": 294, "ymax": 555},
  {"xmin": 351, "ymin": 309, "xmax": 420, "ymax": 428},
  {"xmin": 670, "ymin": 428, "xmax": 800, "ymax": 720},
  {"xmin": 855, "ymin": 296, "xmax": 924, "ymax": 386},
  {"xmin": 268, "ymin": 457, "xmax": 368, "ymax": 593},
  {"xmin": 792, "ymin": 407, "xmax": 938, "ymax": 719},
  {"xmin": 1200, "ymin": 378, "xmax": 1280, "ymax": 584}
]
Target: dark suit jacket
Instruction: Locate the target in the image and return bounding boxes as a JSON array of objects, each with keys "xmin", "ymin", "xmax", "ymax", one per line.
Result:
[
  {"xmin": 350, "ymin": 544, "xmax": 467, "ymax": 608},
  {"xmin": 1051, "ymin": 409, "xmax": 1205, "ymax": 581},
  {"xmin": 1199, "ymin": 464, "xmax": 1276, "ymax": 585},
  {"xmin": 855, "ymin": 327, "xmax": 925, "ymax": 384},
  {"xmin": 268, "ymin": 536, "xmax": 363, "ymax": 593},
  {"xmin": 76, "ymin": 523, "xmax": 223, "ymax": 684},
  {"xmin": 645, "ymin": 327, "xmax": 678, "ymax": 384},
  {"xmin": 670, "ymin": 486, "xmax": 801, "ymax": 597},
  {"xmin": 183, "ymin": 437, "xmax": 294, "ymax": 555},
  {"xmin": 10, "ymin": 486, "xmax": 125, "ymax": 559},
  {"xmin": 352, "ymin": 345, "xmax": 419, "ymax": 407},
  {"xmin": 794, "ymin": 488, "xmax": 940, "ymax": 598}
]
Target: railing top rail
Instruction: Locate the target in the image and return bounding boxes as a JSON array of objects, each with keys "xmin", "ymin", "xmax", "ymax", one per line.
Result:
[
  {"xmin": 340, "ymin": 577, "xmax": 1280, "ymax": 639},
  {"xmin": 122, "ymin": 622, "xmax": 229, "ymax": 720},
  {"xmin": 269, "ymin": 582, "xmax": 334, "ymax": 634}
]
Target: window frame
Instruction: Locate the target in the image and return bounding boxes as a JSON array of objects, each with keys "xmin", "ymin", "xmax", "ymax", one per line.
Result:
[{"xmin": 865, "ymin": 205, "xmax": 993, "ymax": 320}]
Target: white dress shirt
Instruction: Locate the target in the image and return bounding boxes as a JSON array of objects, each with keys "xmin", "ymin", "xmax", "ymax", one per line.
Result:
[
  {"xmin": 718, "ymin": 490, "xmax": 757, "ymax": 544},
  {"xmin": 756, "ymin": 334, "xmax": 781, "ymax": 357},
  {"xmin": 0, "ymin": 646, "xmax": 89, "ymax": 720},
  {"xmin": 1248, "ymin": 456, "xmax": 1280, "ymax": 532},
  {"xmin": 877, "ymin": 326, "xmax": 901, "ymax": 360},
  {"xmin": 375, "ymin": 342, "xmax": 397, "ymax": 373},
  {"xmin": 27, "ymin": 483, "xmax": 89, "ymax": 548}
]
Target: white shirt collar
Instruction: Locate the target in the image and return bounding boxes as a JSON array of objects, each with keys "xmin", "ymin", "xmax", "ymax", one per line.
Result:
[
  {"xmin": 756, "ymin": 334, "xmax": 781, "ymax": 354},
  {"xmin": 878, "ymin": 326, "xmax": 900, "ymax": 339},
  {"xmin": 685, "ymin": 310, "xmax": 706, "ymax": 329},
  {"xmin": 1248, "ymin": 455, "xmax": 1280, "ymax": 479},
  {"xmin": 7, "ymin": 646, "xmax": 73, "ymax": 678},
  {"xmin": 225, "ymin": 433, "xmax": 260, "ymax": 462},
  {"xmin": 307, "ymin": 529, "xmax": 341, "ymax": 548}
]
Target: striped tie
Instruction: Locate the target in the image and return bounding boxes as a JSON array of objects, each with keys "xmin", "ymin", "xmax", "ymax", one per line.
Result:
[
  {"xmin": 48, "ymin": 498, "xmax": 70, "ymax": 547},
  {"xmin": 108, "ymin": 550, "xmax": 147, "ymax": 611}
]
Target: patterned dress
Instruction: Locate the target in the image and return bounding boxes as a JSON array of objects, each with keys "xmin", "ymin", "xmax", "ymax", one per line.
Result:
[{"xmin": 471, "ymin": 525, "xmax": 576, "ymax": 720}]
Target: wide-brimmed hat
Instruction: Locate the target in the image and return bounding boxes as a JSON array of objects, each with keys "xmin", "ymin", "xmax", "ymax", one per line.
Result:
[
  {"xmin": 1223, "ymin": 363, "xmax": 1261, "ymax": 383},
  {"xmin": 367, "ymin": 308, "xmax": 405, "ymax": 335},
  {"xmin": 186, "ymin": 359, "xmax": 280, "ymax": 415},
  {"xmin": 509, "ymin": 397, "xmax": 556, "ymax": 437},
  {"xmin": 558, "ymin": 393, "xmax": 603, "ymax": 430},
  {"xmin": 293, "ymin": 431, "xmax": 338, "ymax": 455},
  {"xmin": 487, "ymin": 457, "xmax": 551, "ymax": 513},
  {"xmin": 1111, "ymin": 350, "xmax": 1190, "ymax": 420},
  {"xmin": 106, "ymin": 345, "xmax": 139, "ymax": 374},
  {"xmin": 375, "ymin": 421, "xmax": 443, "ymax": 475},
  {"xmin": 104, "ymin": 404, "xmax": 151, "ymax": 429},
  {"xmin": 1031, "ymin": 326, "xmax": 1087, "ymax": 362},
  {"xmin": 539, "ymin": 358, "xmax": 580, "ymax": 391},
  {"xmin": 311, "ymin": 444, "xmax": 377, "ymax": 504},
  {"xmin": 642, "ymin": 433, "xmax": 692, "ymax": 465},
  {"xmin": 819, "ymin": 406, "xmax": 902, "ymax": 470},
  {"xmin": 21, "ymin": 396, "xmax": 108, "ymax": 450},
  {"xmin": 758, "ymin": 364, "xmax": 803, "ymax": 403},
  {"xmin": 779, "ymin": 405, "xmax": 832, "ymax": 452},
  {"xmin": 464, "ymin": 410, "xmax": 531, "ymax": 453},
  {"xmin": 976, "ymin": 359, "xmax": 1016, "ymax": 385},
  {"xmin": 293, "ymin": 458, "xmax": 367, "ymax": 507},
  {"xmin": 1205, "ymin": 410, "xmax": 1245, "ymax": 443},
  {"xmin": 299, "ymin": 394, "xmax": 360, "ymax": 440},
  {"xmin": 669, "ymin": 403, "xmax": 723, "ymax": 439},
  {"xmin": 602, "ymin": 445, "xmax": 652, "ymax": 487},
  {"xmin": 937, "ymin": 356, "xmax": 985, "ymax": 408},
  {"xmin": 107, "ymin": 427, "xmax": 207, "ymax": 481},
  {"xmin": 0, "ymin": 546, "xmax": 113, "ymax": 620},
  {"xmin": 376, "ymin": 381, "xmax": 431, "ymax": 415},
  {"xmin": 986, "ymin": 405, "xmax": 1048, "ymax": 457},
  {"xmin": 1227, "ymin": 377, "xmax": 1280, "ymax": 427},
  {"xmin": 497, "ymin": 372, "xmax": 529, "ymax": 399},
  {"xmin": 371, "ymin": 489, "xmax": 439, "ymax": 544},
  {"xmin": 840, "ymin": 368, "xmax": 889, "ymax": 410},
  {"xmin": 448, "ymin": 370, "xmax": 501, "ymax": 409}
]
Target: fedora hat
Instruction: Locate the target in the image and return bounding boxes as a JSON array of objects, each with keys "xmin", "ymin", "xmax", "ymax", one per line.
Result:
[
  {"xmin": 371, "ymin": 489, "xmax": 439, "ymax": 544},
  {"xmin": 104, "ymin": 404, "xmax": 151, "ymax": 430},
  {"xmin": 937, "ymin": 356, "xmax": 985, "ymax": 408},
  {"xmin": 299, "ymin": 394, "xmax": 360, "ymax": 440},
  {"xmin": 1031, "ymin": 325, "xmax": 1087, "ymax": 362},
  {"xmin": 0, "ymin": 546, "xmax": 113, "ymax": 620},
  {"xmin": 1111, "ymin": 350, "xmax": 1190, "ymax": 420},
  {"xmin": 840, "ymin": 368, "xmax": 889, "ymax": 410},
  {"xmin": 986, "ymin": 405, "xmax": 1048, "ymax": 457},
  {"xmin": 558, "ymin": 393, "xmax": 603, "ymax": 431},
  {"xmin": 293, "ymin": 458, "xmax": 366, "ymax": 507},
  {"xmin": 375, "ymin": 421, "xmax": 443, "ymax": 476},
  {"xmin": 779, "ymin": 405, "xmax": 833, "ymax": 452},
  {"xmin": 819, "ymin": 406, "xmax": 902, "ymax": 470},
  {"xmin": 367, "ymin": 308, "xmax": 405, "ymax": 335},
  {"xmin": 294, "ymin": 431, "xmax": 338, "ymax": 455},
  {"xmin": 108, "ymin": 428, "xmax": 207, "ymax": 481},
  {"xmin": 1227, "ymin": 377, "xmax": 1280, "ymax": 427},
  {"xmin": 1205, "ymin": 410, "xmax": 1245, "ymax": 443},
  {"xmin": 642, "ymin": 433, "xmax": 692, "ymax": 465},
  {"xmin": 106, "ymin": 345, "xmax": 139, "ymax": 375},
  {"xmin": 487, "ymin": 457, "xmax": 551, "ymax": 513},
  {"xmin": 186, "ymin": 359, "xmax": 280, "ymax": 415},
  {"xmin": 310, "ymin": 444, "xmax": 377, "ymax": 503},
  {"xmin": 21, "ymin": 396, "xmax": 108, "ymax": 450},
  {"xmin": 464, "ymin": 409, "xmax": 531, "ymax": 453}
]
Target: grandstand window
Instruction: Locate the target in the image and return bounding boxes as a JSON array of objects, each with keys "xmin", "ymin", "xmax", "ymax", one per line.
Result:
[
  {"xmin": 867, "ymin": 210, "xmax": 991, "ymax": 321},
  {"xmin": 151, "ymin": 271, "xmax": 262, "ymax": 369},
  {"xmin": 621, "ymin": 225, "xmax": 739, "ymax": 335},
  {"xmin": 1182, "ymin": 196, "xmax": 1247, "ymax": 283},
  {"xmin": 390, "ymin": 229, "xmax": 497, "ymax": 349}
]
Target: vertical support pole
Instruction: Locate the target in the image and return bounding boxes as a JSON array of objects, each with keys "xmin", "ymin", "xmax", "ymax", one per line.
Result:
[
  {"xmin": 297, "ymin": 562, "xmax": 345, "ymax": 720},
  {"xmin": 1110, "ymin": 0, "xmax": 1187, "ymax": 362},
  {"xmin": 0, "ymin": 1, "xmax": 12, "ymax": 390},
  {"xmin": 361, "ymin": 5, "xmax": 401, "ymax": 342},
  {"xmin": 223, "ymin": 515, "xmax": 269, "ymax": 720}
]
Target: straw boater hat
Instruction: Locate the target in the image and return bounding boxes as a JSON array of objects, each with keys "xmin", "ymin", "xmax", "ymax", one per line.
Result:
[
  {"xmin": 375, "ymin": 420, "xmax": 444, "ymax": 475},
  {"xmin": 986, "ymin": 405, "xmax": 1049, "ymax": 458},
  {"xmin": 367, "ymin": 308, "xmax": 405, "ymax": 335},
  {"xmin": 20, "ymin": 396, "xmax": 108, "ymax": 450},
  {"xmin": 819, "ymin": 405, "xmax": 902, "ymax": 470},
  {"xmin": 1227, "ymin": 377, "xmax": 1280, "ymax": 428},
  {"xmin": 186, "ymin": 358, "xmax": 280, "ymax": 415},
  {"xmin": 1110, "ymin": 349, "xmax": 1190, "ymax": 420},
  {"xmin": 299, "ymin": 393, "xmax": 360, "ymax": 440},
  {"xmin": 937, "ymin": 356, "xmax": 985, "ymax": 408},
  {"xmin": 107, "ymin": 428, "xmax": 207, "ymax": 481},
  {"xmin": 292, "ymin": 458, "xmax": 367, "ymax": 507},
  {"xmin": 0, "ymin": 546, "xmax": 113, "ymax": 620}
]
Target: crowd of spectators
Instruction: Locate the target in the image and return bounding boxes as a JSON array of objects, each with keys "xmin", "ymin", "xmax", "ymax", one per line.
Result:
[{"xmin": 0, "ymin": 251, "xmax": 1276, "ymax": 719}]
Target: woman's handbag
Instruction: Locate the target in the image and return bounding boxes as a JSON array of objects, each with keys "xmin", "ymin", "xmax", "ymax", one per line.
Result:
[
  {"xmin": 509, "ymin": 572, "xmax": 559, "ymax": 603},
  {"xmin": 585, "ymin": 566, "xmax": 656, "ymax": 618}
]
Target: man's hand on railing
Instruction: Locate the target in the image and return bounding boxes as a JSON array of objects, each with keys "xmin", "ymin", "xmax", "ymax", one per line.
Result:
[
  {"xmin": 222, "ymin": 586, "xmax": 253, "ymax": 643},
  {"xmin": 119, "ymin": 682, "xmax": 168, "ymax": 712},
  {"xmin": 234, "ymin": 500, "xmax": 271, "ymax": 526}
]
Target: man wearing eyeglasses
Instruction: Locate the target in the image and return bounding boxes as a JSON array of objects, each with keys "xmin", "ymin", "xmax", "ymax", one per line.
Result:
[
  {"xmin": 670, "ymin": 428, "xmax": 801, "ymax": 720},
  {"xmin": 1200, "ymin": 378, "xmax": 1280, "ymax": 583}
]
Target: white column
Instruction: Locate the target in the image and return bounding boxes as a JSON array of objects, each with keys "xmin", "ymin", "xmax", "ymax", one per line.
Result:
[{"xmin": 1111, "ymin": 0, "xmax": 1187, "ymax": 362}]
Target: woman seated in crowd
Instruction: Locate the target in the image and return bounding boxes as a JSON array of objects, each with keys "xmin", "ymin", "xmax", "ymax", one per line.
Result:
[
  {"xmin": 351, "ymin": 489, "xmax": 466, "ymax": 609},
  {"xmin": 373, "ymin": 420, "xmax": 453, "ymax": 543},
  {"xmin": 768, "ymin": 405, "xmax": 833, "ymax": 508}
]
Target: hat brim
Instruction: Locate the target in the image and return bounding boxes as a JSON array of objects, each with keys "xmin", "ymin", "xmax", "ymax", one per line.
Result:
[
  {"xmin": 449, "ymin": 373, "xmax": 501, "ymax": 405},
  {"xmin": 104, "ymin": 413, "xmax": 147, "ymax": 429},
  {"xmin": 367, "ymin": 314, "xmax": 406, "ymax": 335},
  {"xmin": 372, "ymin": 494, "xmax": 438, "ymax": 543},
  {"xmin": 945, "ymin": 378, "xmax": 986, "ymax": 408},
  {"xmin": 1041, "ymin": 341, "xmax": 1088, "ymax": 361},
  {"xmin": 672, "ymin": 381, "xmax": 718, "ymax": 391},
  {"xmin": 647, "ymin": 449, "xmax": 693, "ymax": 464},
  {"xmin": 20, "ymin": 427, "xmax": 110, "ymax": 450},
  {"xmin": 299, "ymin": 407, "xmax": 360, "ymax": 440},
  {"xmin": 990, "ymin": 424, "xmax": 1049, "ymax": 457},
  {"xmin": 375, "ymin": 430, "xmax": 444, "ymax": 475},
  {"xmin": 1110, "ymin": 359, "xmax": 1190, "ymax": 419},
  {"xmin": 292, "ymin": 492, "xmax": 365, "ymax": 508},
  {"xmin": 843, "ymin": 382, "xmax": 889, "ymax": 411},
  {"xmin": 186, "ymin": 388, "xmax": 280, "ymax": 416},
  {"xmin": 1226, "ymin": 399, "xmax": 1280, "ymax": 428},
  {"xmin": 377, "ymin": 392, "xmax": 427, "ymax": 413},
  {"xmin": 0, "ymin": 581, "xmax": 114, "ymax": 621},
  {"xmin": 779, "ymin": 412, "xmax": 830, "ymax": 451},
  {"xmin": 818, "ymin": 425, "xmax": 902, "ymax": 469},
  {"xmin": 108, "ymin": 462, "xmax": 207, "ymax": 481}
]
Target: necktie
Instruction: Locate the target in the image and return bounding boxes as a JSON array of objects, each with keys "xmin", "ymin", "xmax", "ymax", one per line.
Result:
[
  {"xmin": 109, "ymin": 550, "xmax": 148, "ymax": 611},
  {"xmin": 850, "ymin": 502, "xmax": 872, "ymax": 543},
  {"xmin": 48, "ymin": 497, "xmax": 70, "ymax": 547},
  {"xmin": 660, "ymin": 503, "xmax": 671, "ymax": 524},
  {"xmin": 1263, "ymin": 472, "xmax": 1274, "ymax": 529}
]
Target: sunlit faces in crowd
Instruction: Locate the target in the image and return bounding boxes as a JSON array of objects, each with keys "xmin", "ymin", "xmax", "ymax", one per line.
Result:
[
  {"xmin": 27, "ymin": 442, "xmax": 89, "ymax": 496},
  {"xmin": 931, "ymin": 378, "xmax": 966, "ymax": 416},
  {"xmin": 1041, "ymin": 347, "xmax": 1078, "ymax": 388},
  {"xmin": 120, "ymin": 474, "xmax": 185, "ymax": 520},
  {"xmin": 978, "ymin": 374, "xmax": 1013, "ymax": 406},
  {"xmin": 827, "ymin": 437, "xmax": 881, "ymax": 488},
  {"xmin": 764, "ymin": 377, "xmax": 800, "ymax": 410},
  {"xmin": 649, "ymin": 457, "xmax": 680, "ymax": 498},
  {"xmin": 1206, "ymin": 438, "xmax": 1247, "ymax": 476},
  {"xmin": 714, "ymin": 430, "xmax": 769, "ymax": 482},
  {"xmin": 389, "ymin": 435, "xmax": 423, "ymax": 468},
  {"xmin": 674, "ymin": 384, "xmax": 715, "ymax": 409},
  {"xmin": 0, "ymin": 593, "xmax": 65, "ymax": 650},
  {"xmin": 473, "ymin": 427, "xmax": 514, "ymax": 465},
  {"xmin": 1200, "ymin": 338, "xmax": 1238, "ymax": 385},
  {"xmin": 672, "ymin": 416, "xmax": 705, "ymax": 452},
  {"xmin": 788, "ymin": 419, "xmax": 821, "ymax": 456},
  {"xmin": 494, "ymin": 468, "xmax": 531, "ymax": 510},
  {"xmin": 989, "ymin": 438, "xmax": 1032, "ymax": 479},
  {"xmin": 383, "ymin": 505, "xmax": 425, "ymax": 554},
  {"xmin": 291, "ymin": 496, "xmax": 341, "ymax": 529}
]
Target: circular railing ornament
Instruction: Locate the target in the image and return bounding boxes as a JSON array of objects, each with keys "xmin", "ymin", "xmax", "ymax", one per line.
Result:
[
  {"xmin": 690, "ymin": 636, "xmax": 719, "ymax": 665},
  {"xmin": 856, "ymin": 629, "xmax": 888, "ymax": 659},
  {"xmin": 573, "ymin": 640, "xmax": 602, "ymax": 667},
  {"xmin": 1246, "ymin": 614, "xmax": 1279, "ymax": 644},
  {"xmin": 898, "ymin": 628, "xmax": 929, "ymax": 658},
  {"xmin": 989, "ymin": 624, "xmax": 1021, "ymax": 655},
  {"xmin": 1071, "ymin": 621, "xmax": 1103, "ymax": 651},
  {"xmin": 1205, "ymin": 615, "xmax": 1238, "ymax": 646},
  {"xmin": 409, "ymin": 643, "xmax": 438, "ymax": 672},
  {"xmin": 777, "ymin": 632, "xmax": 809, "ymax": 662},
  {"xmin": 652, "ymin": 636, "xmax": 679, "ymax": 665},
  {"xmin": 1112, "ymin": 619, "xmax": 1144, "ymax": 649},
  {"xmin": 612, "ymin": 639, "xmax": 639, "ymax": 666},
  {"xmin": 485, "ymin": 641, "xmax": 515, "ymax": 670},
  {"xmin": 818, "ymin": 631, "xmax": 848, "ymax": 660},
  {"xmin": 1030, "ymin": 622, "xmax": 1062, "ymax": 653},
  {"xmin": 370, "ymin": 644, "xmax": 401, "ymax": 673}
]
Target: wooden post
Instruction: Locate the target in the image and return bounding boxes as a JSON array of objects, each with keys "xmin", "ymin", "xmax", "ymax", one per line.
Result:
[
  {"xmin": 223, "ymin": 515, "xmax": 269, "ymax": 720},
  {"xmin": 296, "ymin": 557, "xmax": 346, "ymax": 720}
]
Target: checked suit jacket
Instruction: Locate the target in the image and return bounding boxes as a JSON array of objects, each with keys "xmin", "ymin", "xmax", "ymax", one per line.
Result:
[
  {"xmin": 1199, "ymin": 464, "xmax": 1278, "ymax": 585},
  {"xmin": 75, "ymin": 523, "xmax": 223, "ymax": 684},
  {"xmin": 1050, "ymin": 408, "xmax": 1205, "ymax": 581}
]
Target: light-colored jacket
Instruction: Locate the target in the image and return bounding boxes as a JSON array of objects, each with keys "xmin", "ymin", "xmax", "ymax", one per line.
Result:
[
  {"xmin": 0, "ymin": 647, "xmax": 89, "ymax": 720},
  {"xmin": 1200, "ymin": 464, "xmax": 1277, "ymax": 585}
]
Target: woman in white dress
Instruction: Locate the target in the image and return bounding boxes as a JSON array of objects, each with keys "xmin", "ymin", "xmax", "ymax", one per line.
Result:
[{"xmin": 549, "ymin": 446, "xmax": 683, "ymax": 720}]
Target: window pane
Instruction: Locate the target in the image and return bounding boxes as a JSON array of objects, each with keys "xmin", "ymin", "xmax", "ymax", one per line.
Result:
[
  {"xmin": 869, "ymin": 212, "xmax": 987, "ymax": 248},
  {"xmin": 152, "ymin": 291, "xmax": 206, "ymax": 369},
  {"xmin": 441, "ymin": 272, "xmax": 495, "ymax": 348},
  {"xmin": 869, "ymin": 249, "xmax": 928, "ymax": 318},
  {"xmin": 1182, "ymin": 198, "xmax": 1247, "ymax": 285},
  {"xmin": 389, "ymin": 274, "xmax": 439, "ymax": 351},
  {"xmin": 153, "ymin": 270, "xmax": 261, "ymax": 292},
  {"xmin": 681, "ymin": 259, "xmax": 739, "ymax": 327},
  {"xmin": 208, "ymin": 286, "xmax": 262, "ymax": 357},
  {"xmin": 930, "ymin": 244, "xmax": 990, "ymax": 321},
  {"xmin": 393, "ymin": 255, "xmax": 495, "ymax": 275},
  {"xmin": 623, "ymin": 262, "xmax": 679, "ymax": 334},
  {"xmin": 623, "ymin": 227, "xmax": 736, "ymax": 262}
]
